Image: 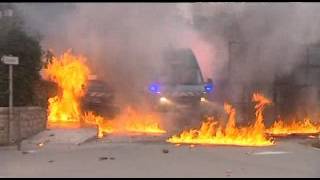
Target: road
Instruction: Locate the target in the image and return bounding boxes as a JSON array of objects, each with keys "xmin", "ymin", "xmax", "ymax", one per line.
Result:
[{"xmin": 0, "ymin": 130, "xmax": 319, "ymax": 178}]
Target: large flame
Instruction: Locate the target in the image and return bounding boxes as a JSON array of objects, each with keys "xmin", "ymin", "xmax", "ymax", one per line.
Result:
[
  {"xmin": 43, "ymin": 50, "xmax": 90, "ymax": 128},
  {"xmin": 43, "ymin": 50, "xmax": 166, "ymax": 136},
  {"xmin": 166, "ymin": 93, "xmax": 274, "ymax": 147},
  {"xmin": 267, "ymin": 117, "xmax": 320, "ymax": 136},
  {"xmin": 84, "ymin": 107, "xmax": 166, "ymax": 138}
]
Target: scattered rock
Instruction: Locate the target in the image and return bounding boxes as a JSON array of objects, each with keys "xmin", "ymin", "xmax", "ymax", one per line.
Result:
[
  {"xmin": 99, "ymin": 156, "xmax": 115, "ymax": 161},
  {"xmin": 22, "ymin": 150, "xmax": 37, "ymax": 155},
  {"xmin": 36, "ymin": 140, "xmax": 50, "ymax": 148},
  {"xmin": 99, "ymin": 157, "xmax": 109, "ymax": 161},
  {"xmin": 48, "ymin": 160, "xmax": 54, "ymax": 163},
  {"xmin": 37, "ymin": 142, "xmax": 44, "ymax": 147},
  {"xmin": 49, "ymin": 134, "xmax": 55, "ymax": 137},
  {"xmin": 162, "ymin": 149, "xmax": 169, "ymax": 154}
]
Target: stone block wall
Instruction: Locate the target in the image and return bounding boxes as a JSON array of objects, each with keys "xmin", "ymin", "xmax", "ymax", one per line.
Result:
[{"xmin": 0, "ymin": 107, "xmax": 47, "ymax": 145}]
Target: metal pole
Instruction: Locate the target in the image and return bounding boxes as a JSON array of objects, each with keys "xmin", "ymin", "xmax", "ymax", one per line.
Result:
[
  {"xmin": 8, "ymin": 65, "xmax": 13, "ymax": 144},
  {"xmin": 17, "ymin": 110, "xmax": 21, "ymax": 151}
]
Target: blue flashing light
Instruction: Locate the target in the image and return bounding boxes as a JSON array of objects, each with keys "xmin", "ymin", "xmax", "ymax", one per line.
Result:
[
  {"xmin": 204, "ymin": 83, "xmax": 214, "ymax": 93},
  {"xmin": 148, "ymin": 83, "xmax": 160, "ymax": 94}
]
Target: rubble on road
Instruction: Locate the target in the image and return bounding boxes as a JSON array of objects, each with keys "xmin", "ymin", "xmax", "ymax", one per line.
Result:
[{"xmin": 162, "ymin": 149, "xmax": 169, "ymax": 154}]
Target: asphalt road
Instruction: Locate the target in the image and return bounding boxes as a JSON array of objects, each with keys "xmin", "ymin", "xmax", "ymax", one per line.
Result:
[{"xmin": 0, "ymin": 132, "xmax": 319, "ymax": 178}]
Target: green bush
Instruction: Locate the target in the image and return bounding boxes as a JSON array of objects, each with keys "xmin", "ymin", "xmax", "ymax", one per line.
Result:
[{"xmin": 0, "ymin": 4, "xmax": 45, "ymax": 107}]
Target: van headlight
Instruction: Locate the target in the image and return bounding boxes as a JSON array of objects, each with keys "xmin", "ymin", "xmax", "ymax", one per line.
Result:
[
  {"xmin": 200, "ymin": 97, "xmax": 207, "ymax": 102},
  {"xmin": 160, "ymin": 97, "xmax": 170, "ymax": 104}
]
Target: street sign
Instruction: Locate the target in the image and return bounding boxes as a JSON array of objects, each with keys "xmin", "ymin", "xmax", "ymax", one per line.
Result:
[{"xmin": 1, "ymin": 56, "xmax": 19, "ymax": 65}]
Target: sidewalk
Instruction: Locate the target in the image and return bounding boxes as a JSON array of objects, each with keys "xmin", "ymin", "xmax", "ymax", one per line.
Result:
[{"xmin": 21, "ymin": 128, "xmax": 98, "ymax": 146}]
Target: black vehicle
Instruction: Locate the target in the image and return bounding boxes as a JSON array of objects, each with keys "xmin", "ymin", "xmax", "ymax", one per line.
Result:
[{"xmin": 81, "ymin": 79, "xmax": 118, "ymax": 118}]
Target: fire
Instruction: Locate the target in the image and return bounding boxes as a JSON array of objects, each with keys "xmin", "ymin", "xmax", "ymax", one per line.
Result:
[
  {"xmin": 117, "ymin": 107, "xmax": 166, "ymax": 134},
  {"xmin": 166, "ymin": 93, "xmax": 274, "ymax": 147},
  {"xmin": 85, "ymin": 107, "xmax": 166, "ymax": 138},
  {"xmin": 83, "ymin": 112, "xmax": 113, "ymax": 138},
  {"xmin": 43, "ymin": 50, "xmax": 166, "ymax": 137},
  {"xmin": 267, "ymin": 118, "xmax": 320, "ymax": 136},
  {"xmin": 43, "ymin": 50, "xmax": 90, "ymax": 128}
]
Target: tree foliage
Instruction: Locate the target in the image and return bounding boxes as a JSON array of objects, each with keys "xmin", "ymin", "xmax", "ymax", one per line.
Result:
[{"xmin": 0, "ymin": 3, "xmax": 43, "ymax": 106}]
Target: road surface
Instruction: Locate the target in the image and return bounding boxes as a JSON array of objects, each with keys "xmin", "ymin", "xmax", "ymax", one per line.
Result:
[{"xmin": 0, "ymin": 130, "xmax": 319, "ymax": 178}]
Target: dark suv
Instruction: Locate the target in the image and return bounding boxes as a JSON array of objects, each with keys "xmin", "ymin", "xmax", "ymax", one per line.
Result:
[{"xmin": 81, "ymin": 80, "xmax": 118, "ymax": 118}]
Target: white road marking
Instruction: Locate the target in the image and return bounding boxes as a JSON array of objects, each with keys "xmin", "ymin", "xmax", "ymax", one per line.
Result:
[{"xmin": 252, "ymin": 151, "xmax": 291, "ymax": 155}]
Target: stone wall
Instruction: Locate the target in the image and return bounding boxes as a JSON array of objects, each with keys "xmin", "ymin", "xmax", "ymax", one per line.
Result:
[{"xmin": 0, "ymin": 107, "xmax": 47, "ymax": 145}]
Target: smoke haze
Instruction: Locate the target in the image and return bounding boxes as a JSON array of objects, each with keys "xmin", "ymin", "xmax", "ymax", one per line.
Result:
[{"xmin": 15, "ymin": 3, "xmax": 320, "ymax": 112}]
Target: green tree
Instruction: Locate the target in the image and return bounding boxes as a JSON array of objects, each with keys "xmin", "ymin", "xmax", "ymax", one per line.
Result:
[{"xmin": 0, "ymin": 3, "xmax": 43, "ymax": 106}]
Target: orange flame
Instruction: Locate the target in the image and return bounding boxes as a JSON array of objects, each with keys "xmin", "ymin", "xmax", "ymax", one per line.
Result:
[
  {"xmin": 83, "ymin": 112, "xmax": 113, "ymax": 138},
  {"xmin": 86, "ymin": 107, "xmax": 166, "ymax": 138},
  {"xmin": 43, "ymin": 50, "xmax": 166, "ymax": 137},
  {"xmin": 166, "ymin": 93, "xmax": 274, "ymax": 147},
  {"xmin": 267, "ymin": 117, "xmax": 320, "ymax": 136},
  {"xmin": 43, "ymin": 50, "xmax": 90, "ymax": 128}
]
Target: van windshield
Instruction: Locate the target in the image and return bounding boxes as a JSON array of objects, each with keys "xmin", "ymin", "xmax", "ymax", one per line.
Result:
[
  {"xmin": 157, "ymin": 48, "xmax": 204, "ymax": 85},
  {"xmin": 159, "ymin": 65, "xmax": 203, "ymax": 85}
]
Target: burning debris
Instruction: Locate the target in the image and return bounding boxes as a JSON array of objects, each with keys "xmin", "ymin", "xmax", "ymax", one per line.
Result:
[
  {"xmin": 166, "ymin": 91, "xmax": 320, "ymax": 146},
  {"xmin": 166, "ymin": 93, "xmax": 274, "ymax": 147},
  {"xmin": 267, "ymin": 118, "xmax": 320, "ymax": 136},
  {"xmin": 84, "ymin": 107, "xmax": 166, "ymax": 138}
]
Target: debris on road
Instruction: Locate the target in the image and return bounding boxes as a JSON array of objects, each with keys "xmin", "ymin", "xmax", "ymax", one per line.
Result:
[
  {"xmin": 48, "ymin": 160, "xmax": 55, "ymax": 163},
  {"xmin": 36, "ymin": 140, "xmax": 50, "ymax": 148},
  {"xmin": 99, "ymin": 156, "xmax": 115, "ymax": 161},
  {"xmin": 99, "ymin": 157, "xmax": 109, "ymax": 161},
  {"xmin": 162, "ymin": 149, "xmax": 169, "ymax": 154},
  {"xmin": 21, "ymin": 150, "xmax": 37, "ymax": 155}
]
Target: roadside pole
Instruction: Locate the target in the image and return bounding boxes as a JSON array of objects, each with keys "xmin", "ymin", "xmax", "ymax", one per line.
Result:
[
  {"xmin": 1, "ymin": 56, "xmax": 20, "ymax": 150},
  {"xmin": 9, "ymin": 65, "xmax": 13, "ymax": 144}
]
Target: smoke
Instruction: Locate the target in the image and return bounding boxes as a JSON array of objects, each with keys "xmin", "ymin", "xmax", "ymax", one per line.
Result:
[
  {"xmin": 192, "ymin": 2, "xmax": 320, "ymax": 83},
  {"xmin": 16, "ymin": 3, "xmax": 209, "ymax": 107},
  {"xmin": 15, "ymin": 3, "xmax": 320, "ymax": 118}
]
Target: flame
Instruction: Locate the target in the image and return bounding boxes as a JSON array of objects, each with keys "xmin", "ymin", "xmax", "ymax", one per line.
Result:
[
  {"xmin": 167, "ymin": 93, "xmax": 274, "ymax": 147},
  {"xmin": 43, "ymin": 50, "xmax": 166, "ymax": 137},
  {"xmin": 86, "ymin": 107, "xmax": 166, "ymax": 138},
  {"xmin": 43, "ymin": 50, "xmax": 90, "ymax": 128},
  {"xmin": 83, "ymin": 112, "xmax": 113, "ymax": 138},
  {"xmin": 267, "ymin": 117, "xmax": 320, "ymax": 136},
  {"xmin": 118, "ymin": 107, "xmax": 166, "ymax": 134}
]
